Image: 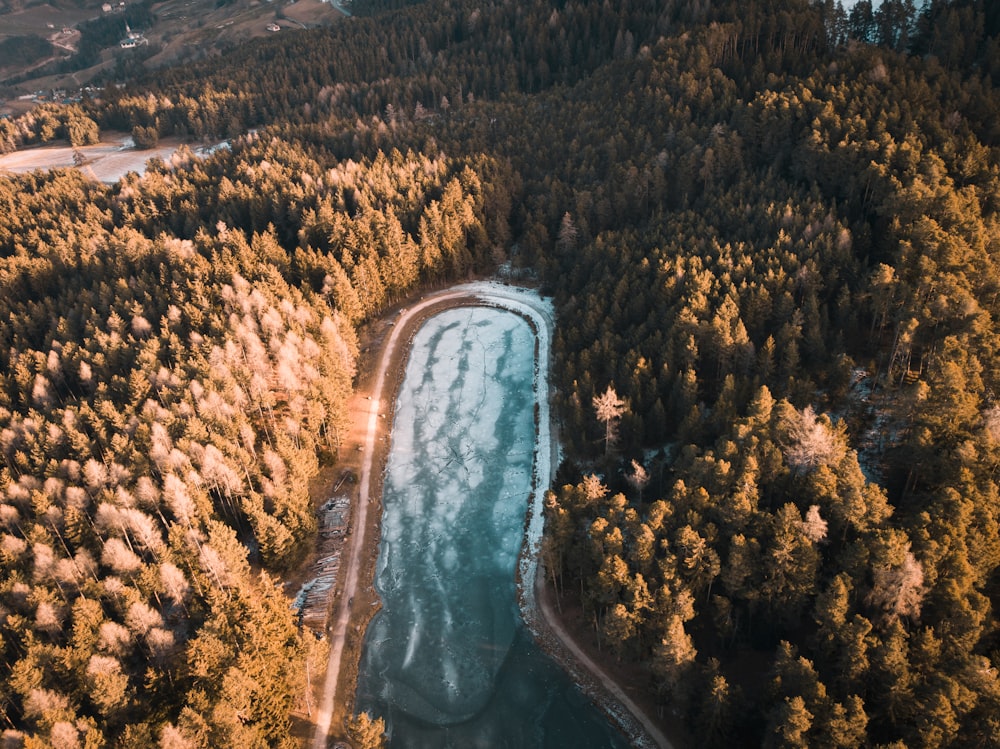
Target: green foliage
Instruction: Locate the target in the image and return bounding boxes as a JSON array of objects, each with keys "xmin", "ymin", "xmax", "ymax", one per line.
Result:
[{"xmin": 131, "ymin": 124, "xmax": 158, "ymax": 149}]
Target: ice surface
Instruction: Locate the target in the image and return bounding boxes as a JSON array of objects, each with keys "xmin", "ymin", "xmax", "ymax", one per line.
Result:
[
  {"xmin": 369, "ymin": 309, "xmax": 532, "ymax": 718},
  {"xmin": 356, "ymin": 302, "xmax": 628, "ymax": 748}
]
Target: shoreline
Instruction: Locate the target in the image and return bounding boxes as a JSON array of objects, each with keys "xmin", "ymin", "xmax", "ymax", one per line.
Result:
[{"xmin": 309, "ymin": 280, "xmax": 676, "ymax": 749}]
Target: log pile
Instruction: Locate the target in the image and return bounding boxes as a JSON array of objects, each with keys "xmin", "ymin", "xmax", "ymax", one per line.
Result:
[{"xmin": 295, "ymin": 493, "xmax": 351, "ymax": 635}]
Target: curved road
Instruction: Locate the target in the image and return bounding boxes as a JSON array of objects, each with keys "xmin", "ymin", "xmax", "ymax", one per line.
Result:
[{"xmin": 310, "ymin": 282, "xmax": 671, "ymax": 749}]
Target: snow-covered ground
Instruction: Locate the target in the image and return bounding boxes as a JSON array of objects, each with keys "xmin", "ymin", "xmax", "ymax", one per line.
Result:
[{"xmin": 0, "ymin": 134, "xmax": 230, "ymax": 184}]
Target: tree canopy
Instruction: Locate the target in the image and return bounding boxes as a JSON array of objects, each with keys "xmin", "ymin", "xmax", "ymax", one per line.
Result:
[{"xmin": 2, "ymin": 0, "xmax": 999, "ymax": 745}]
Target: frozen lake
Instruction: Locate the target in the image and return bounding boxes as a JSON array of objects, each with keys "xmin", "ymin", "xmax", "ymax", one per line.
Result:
[{"xmin": 356, "ymin": 306, "xmax": 628, "ymax": 748}]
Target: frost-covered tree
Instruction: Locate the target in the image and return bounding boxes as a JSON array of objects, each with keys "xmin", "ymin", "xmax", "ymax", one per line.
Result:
[
  {"xmin": 781, "ymin": 406, "xmax": 844, "ymax": 473},
  {"xmin": 867, "ymin": 549, "xmax": 925, "ymax": 624},
  {"xmin": 800, "ymin": 505, "xmax": 828, "ymax": 543},
  {"xmin": 625, "ymin": 459, "xmax": 650, "ymax": 504},
  {"xmin": 593, "ymin": 385, "xmax": 625, "ymax": 455}
]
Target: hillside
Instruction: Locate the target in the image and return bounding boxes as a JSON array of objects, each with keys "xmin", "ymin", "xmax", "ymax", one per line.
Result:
[
  {"xmin": 1, "ymin": 0, "xmax": 1000, "ymax": 747},
  {"xmin": 0, "ymin": 0, "xmax": 346, "ymax": 104}
]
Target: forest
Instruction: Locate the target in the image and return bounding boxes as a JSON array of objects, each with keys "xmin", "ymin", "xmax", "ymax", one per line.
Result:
[{"xmin": 1, "ymin": 0, "xmax": 999, "ymax": 746}]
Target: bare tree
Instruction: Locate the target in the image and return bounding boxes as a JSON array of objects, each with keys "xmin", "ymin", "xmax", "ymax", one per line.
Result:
[
  {"xmin": 985, "ymin": 405, "xmax": 1000, "ymax": 442},
  {"xmin": 625, "ymin": 459, "xmax": 650, "ymax": 505},
  {"xmin": 557, "ymin": 212, "xmax": 578, "ymax": 254},
  {"xmin": 51, "ymin": 721, "xmax": 82, "ymax": 749},
  {"xmin": 160, "ymin": 561, "xmax": 190, "ymax": 603},
  {"xmin": 801, "ymin": 505, "xmax": 828, "ymax": 543},
  {"xmin": 867, "ymin": 549, "xmax": 925, "ymax": 623},
  {"xmin": 102, "ymin": 538, "xmax": 142, "ymax": 576},
  {"xmin": 35, "ymin": 600, "xmax": 63, "ymax": 634},
  {"xmin": 593, "ymin": 385, "xmax": 625, "ymax": 455},
  {"xmin": 99, "ymin": 621, "xmax": 133, "ymax": 656},
  {"xmin": 125, "ymin": 600, "xmax": 163, "ymax": 636},
  {"xmin": 783, "ymin": 406, "xmax": 843, "ymax": 473},
  {"xmin": 582, "ymin": 473, "xmax": 608, "ymax": 502},
  {"xmin": 159, "ymin": 723, "xmax": 196, "ymax": 749}
]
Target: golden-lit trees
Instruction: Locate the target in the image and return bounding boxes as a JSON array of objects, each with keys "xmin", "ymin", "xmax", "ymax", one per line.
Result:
[{"xmin": 1, "ymin": 0, "xmax": 998, "ymax": 744}]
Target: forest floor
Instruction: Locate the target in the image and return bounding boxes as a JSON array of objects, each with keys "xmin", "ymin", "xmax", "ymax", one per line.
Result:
[{"xmin": 298, "ymin": 281, "xmax": 687, "ymax": 749}]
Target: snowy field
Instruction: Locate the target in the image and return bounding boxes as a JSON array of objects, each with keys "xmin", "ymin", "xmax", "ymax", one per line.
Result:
[
  {"xmin": 355, "ymin": 298, "xmax": 626, "ymax": 748},
  {"xmin": 0, "ymin": 135, "xmax": 228, "ymax": 183}
]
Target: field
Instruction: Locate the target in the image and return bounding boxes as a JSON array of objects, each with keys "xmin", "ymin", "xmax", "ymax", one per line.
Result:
[
  {"xmin": 0, "ymin": 3, "xmax": 96, "ymax": 86},
  {"xmin": 0, "ymin": 3, "xmax": 96, "ymax": 38},
  {"xmin": 0, "ymin": 0, "xmax": 346, "ymax": 99},
  {"xmin": 147, "ymin": 0, "xmax": 344, "ymax": 69},
  {"xmin": 0, "ymin": 132, "xmax": 205, "ymax": 182}
]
